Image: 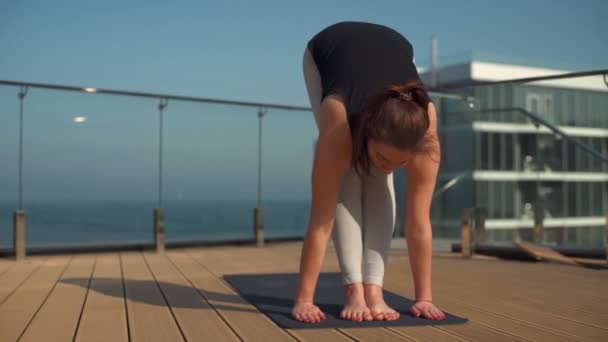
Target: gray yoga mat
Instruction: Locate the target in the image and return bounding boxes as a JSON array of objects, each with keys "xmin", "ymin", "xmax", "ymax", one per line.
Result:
[{"xmin": 223, "ymin": 273, "xmax": 469, "ymax": 329}]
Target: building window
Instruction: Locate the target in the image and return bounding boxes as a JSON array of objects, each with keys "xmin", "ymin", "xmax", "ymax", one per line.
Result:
[
  {"xmin": 526, "ymin": 92, "xmax": 554, "ymax": 123},
  {"xmin": 540, "ymin": 181, "xmax": 563, "ymax": 219},
  {"xmin": 491, "ymin": 133, "xmax": 502, "ymax": 170},
  {"xmin": 480, "ymin": 132, "xmax": 489, "ymax": 170},
  {"xmin": 504, "ymin": 134, "xmax": 515, "ymax": 170},
  {"xmin": 518, "ymin": 134, "xmax": 537, "ymax": 171}
]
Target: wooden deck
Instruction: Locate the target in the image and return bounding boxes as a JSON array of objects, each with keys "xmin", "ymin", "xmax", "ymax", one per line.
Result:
[{"xmin": 0, "ymin": 243, "xmax": 606, "ymax": 342}]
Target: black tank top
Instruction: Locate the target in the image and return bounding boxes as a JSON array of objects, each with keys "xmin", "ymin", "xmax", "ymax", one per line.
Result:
[{"xmin": 307, "ymin": 21, "xmax": 422, "ymax": 131}]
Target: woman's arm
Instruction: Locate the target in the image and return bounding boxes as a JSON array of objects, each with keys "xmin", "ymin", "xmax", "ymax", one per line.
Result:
[
  {"xmin": 295, "ymin": 96, "xmax": 351, "ymax": 308},
  {"xmin": 405, "ymin": 102, "xmax": 441, "ymax": 302}
]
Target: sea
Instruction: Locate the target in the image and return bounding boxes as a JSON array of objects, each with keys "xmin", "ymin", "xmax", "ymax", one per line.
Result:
[{"xmin": 0, "ymin": 199, "xmax": 310, "ymax": 249}]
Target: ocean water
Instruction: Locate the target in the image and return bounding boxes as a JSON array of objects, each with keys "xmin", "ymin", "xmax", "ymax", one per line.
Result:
[{"xmin": 0, "ymin": 199, "xmax": 310, "ymax": 248}]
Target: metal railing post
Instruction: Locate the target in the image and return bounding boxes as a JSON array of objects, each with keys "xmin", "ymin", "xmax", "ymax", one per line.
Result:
[
  {"xmin": 473, "ymin": 207, "xmax": 487, "ymax": 248},
  {"xmin": 461, "ymin": 208, "xmax": 473, "ymax": 258},
  {"xmin": 154, "ymin": 98, "xmax": 168, "ymax": 253},
  {"xmin": 604, "ymin": 212, "xmax": 607, "ymax": 264},
  {"xmin": 13, "ymin": 211, "xmax": 26, "ymax": 261},
  {"xmin": 14, "ymin": 86, "xmax": 28, "ymax": 260},
  {"xmin": 254, "ymin": 107, "xmax": 267, "ymax": 247},
  {"xmin": 461, "ymin": 207, "xmax": 486, "ymax": 258},
  {"xmin": 154, "ymin": 208, "xmax": 165, "ymax": 253}
]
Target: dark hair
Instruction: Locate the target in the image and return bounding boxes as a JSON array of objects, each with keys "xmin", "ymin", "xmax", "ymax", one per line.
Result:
[{"xmin": 351, "ymin": 80, "xmax": 438, "ymax": 175}]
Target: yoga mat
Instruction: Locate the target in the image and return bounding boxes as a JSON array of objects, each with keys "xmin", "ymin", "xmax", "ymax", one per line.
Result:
[{"xmin": 224, "ymin": 273, "xmax": 469, "ymax": 329}]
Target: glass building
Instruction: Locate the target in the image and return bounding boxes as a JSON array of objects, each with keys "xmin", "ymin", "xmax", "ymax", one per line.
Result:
[{"xmin": 395, "ymin": 59, "xmax": 608, "ymax": 249}]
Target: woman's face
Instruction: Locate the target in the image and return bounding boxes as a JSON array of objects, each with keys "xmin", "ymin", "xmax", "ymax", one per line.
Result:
[{"xmin": 368, "ymin": 140, "xmax": 413, "ymax": 174}]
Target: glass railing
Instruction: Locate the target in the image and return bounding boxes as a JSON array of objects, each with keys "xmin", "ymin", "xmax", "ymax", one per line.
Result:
[
  {"xmin": 432, "ymin": 71, "xmax": 608, "ymax": 252},
  {"xmin": 0, "ymin": 85, "xmax": 18, "ymax": 249},
  {"xmin": 1, "ymin": 72, "xmax": 605, "ymax": 256},
  {"xmin": 160, "ymin": 99, "xmax": 260, "ymax": 243},
  {"xmin": 258, "ymin": 109, "xmax": 318, "ymax": 239},
  {"xmin": 1, "ymin": 87, "xmax": 158, "ymax": 249},
  {"xmin": 0, "ymin": 80, "xmax": 313, "ymax": 252}
]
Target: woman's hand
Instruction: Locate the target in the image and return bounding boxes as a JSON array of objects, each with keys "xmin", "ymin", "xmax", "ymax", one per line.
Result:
[
  {"xmin": 410, "ymin": 300, "xmax": 446, "ymax": 320},
  {"xmin": 292, "ymin": 301, "xmax": 327, "ymax": 323}
]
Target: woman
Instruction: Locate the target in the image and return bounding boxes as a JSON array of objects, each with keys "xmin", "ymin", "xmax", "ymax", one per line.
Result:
[{"xmin": 293, "ymin": 21, "xmax": 446, "ymax": 323}]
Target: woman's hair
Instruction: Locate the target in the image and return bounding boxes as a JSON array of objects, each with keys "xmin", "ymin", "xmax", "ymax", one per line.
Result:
[{"xmin": 351, "ymin": 80, "xmax": 438, "ymax": 175}]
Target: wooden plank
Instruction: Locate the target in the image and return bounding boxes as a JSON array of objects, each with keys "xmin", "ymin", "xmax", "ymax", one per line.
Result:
[
  {"xmin": 390, "ymin": 293, "xmax": 582, "ymax": 342},
  {"xmin": 191, "ymin": 246, "xmax": 354, "ymax": 342},
  {"xmin": 432, "ymin": 257, "xmax": 608, "ymax": 312},
  {"xmin": 570, "ymin": 257, "xmax": 608, "ymax": 269},
  {"xmin": 440, "ymin": 284, "xmax": 608, "ymax": 342},
  {"xmin": 0, "ymin": 256, "xmax": 46, "ymax": 304},
  {"xmin": 383, "ymin": 266, "xmax": 548, "ymax": 342},
  {"xmin": 513, "ymin": 241, "xmax": 578, "ymax": 265},
  {"xmin": 426, "ymin": 255, "xmax": 605, "ymax": 302},
  {"xmin": 168, "ymin": 250, "xmax": 296, "ymax": 342},
  {"xmin": 20, "ymin": 255, "xmax": 95, "ymax": 342},
  {"xmin": 388, "ymin": 326, "xmax": 471, "ymax": 342},
  {"xmin": 339, "ymin": 328, "xmax": 418, "ymax": 342},
  {"xmin": 466, "ymin": 291, "xmax": 608, "ymax": 331},
  {"xmin": 75, "ymin": 254, "xmax": 128, "ymax": 342},
  {"xmin": 508, "ymin": 257, "xmax": 608, "ymax": 281},
  {"xmin": 498, "ymin": 260, "xmax": 607, "ymax": 291},
  {"xmin": 0, "ymin": 256, "xmax": 71, "ymax": 342},
  {"xmin": 0, "ymin": 260, "xmax": 13, "ymax": 277},
  {"xmin": 194, "ymin": 245, "xmax": 296, "ymax": 276},
  {"xmin": 142, "ymin": 252, "xmax": 240, "ymax": 342},
  {"xmin": 409, "ymin": 258, "xmax": 608, "ymax": 341},
  {"xmin": 121, "ymin": 252, "xmax": 184, "ymax": 342},
  {"xmin": 435, "ymin": 259, "xmax": 608, "ymax": 325},
  {"xmin": 287, "ymin": 329, "xmax": 355, "ymax": 342}
]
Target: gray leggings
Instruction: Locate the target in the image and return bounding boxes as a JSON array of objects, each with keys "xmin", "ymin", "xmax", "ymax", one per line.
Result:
[{"xmin": 302, "ymin": 48, "xmax": 396, "ymax": 287}]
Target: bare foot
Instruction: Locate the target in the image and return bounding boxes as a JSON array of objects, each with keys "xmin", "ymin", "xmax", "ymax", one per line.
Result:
[
  {"xmin": 341, "ymin": 283, "xmax": 373, "ymax": 322},
  {"xmin": 364, "ymin": 284, "xmax": 400, "ymax": 321}
]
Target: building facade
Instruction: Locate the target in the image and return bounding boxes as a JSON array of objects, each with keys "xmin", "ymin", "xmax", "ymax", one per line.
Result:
[{"xmin": 395, "ymin": 60, "xmax": 608, "ymax": 248}]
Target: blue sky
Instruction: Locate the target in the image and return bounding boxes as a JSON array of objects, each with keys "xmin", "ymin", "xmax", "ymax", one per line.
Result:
[
  {"xmin": 1, "ymin": 0, "xmax": 606, "ymax": 105},
  {"xmin": 0, "ymin": 0, "xmax": 606, "ymax": 202}
]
